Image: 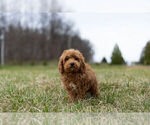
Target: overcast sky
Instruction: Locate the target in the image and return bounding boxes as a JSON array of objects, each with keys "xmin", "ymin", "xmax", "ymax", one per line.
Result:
[{"xmin": 62, "ymin": 0, "xmax": 150, "ymax": 63}]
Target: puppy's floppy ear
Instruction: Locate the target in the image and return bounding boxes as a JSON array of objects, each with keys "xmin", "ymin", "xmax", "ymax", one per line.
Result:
[
  {"xmin": 58, "ymin": 56, "xmax": 64, "ymax": 74},
  {"xmin": 79, "ymin": 53, "xmax": 86, "ymax": 73},
  {"xmin": 80, "ymin": 59, "xmax": 85, "ymax": 73},
  {"xmin": 58, "ymin": 50, "xmax": 67, "ymax": 74}
]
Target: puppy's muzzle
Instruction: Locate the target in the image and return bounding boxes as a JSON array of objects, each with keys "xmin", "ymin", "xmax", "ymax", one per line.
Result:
[{"xmin": 70, "ymin": 62, "xmax": 75, "ymax": 68}]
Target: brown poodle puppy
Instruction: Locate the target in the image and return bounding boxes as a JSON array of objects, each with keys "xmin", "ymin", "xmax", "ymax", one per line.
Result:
[{"xmin": 58, "ymin": 49, "xmax": 99, "ymax": 101}]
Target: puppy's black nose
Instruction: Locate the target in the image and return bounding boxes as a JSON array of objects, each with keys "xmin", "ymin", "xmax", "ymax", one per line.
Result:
[{"xmin": 70, "ymin": 62, "xmax": 74, "ymax": 67}]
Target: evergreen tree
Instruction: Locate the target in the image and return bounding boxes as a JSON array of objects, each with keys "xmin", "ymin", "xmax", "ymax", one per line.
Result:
[
  {"xmin": 101, "ymin": 57, "xmax": 107, "ymax": 64},
  {"xmin": 144, "ymin": 41, "xmax": 150, "ymax": 65},
  {"xmin": 139, "ymin": 47, "xmax": 145, "ymax": 64},
  {"xmin": 111, "ymin": 44, "xmax": 125, "ymax": 65}
]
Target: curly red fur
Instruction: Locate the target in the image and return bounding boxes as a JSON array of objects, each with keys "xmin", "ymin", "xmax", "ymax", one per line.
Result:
[{"xmin": 58, "ymin": 49, "xmax": 99, "ymax": 101}]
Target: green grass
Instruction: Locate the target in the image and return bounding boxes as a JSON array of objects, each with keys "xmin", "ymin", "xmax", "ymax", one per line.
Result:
[{"xmin": 0, "ymin": 64, "xmax": 150, "ymax": 112}]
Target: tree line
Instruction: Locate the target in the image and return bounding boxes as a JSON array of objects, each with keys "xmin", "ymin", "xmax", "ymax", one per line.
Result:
[
  {"xmin": 101, "ymin": 42, "xmax": 150, "ymax": 65},
  {"xmin": 1, "ymin": 12, "xmax": 150, "ymax": 65},
  {"xmin": 0, "ymin": 13, "xmax": 93, "ymax": 64},
  {"xmin": 0, "ymin": 0, "xmax": 93, "ymax": 65}
]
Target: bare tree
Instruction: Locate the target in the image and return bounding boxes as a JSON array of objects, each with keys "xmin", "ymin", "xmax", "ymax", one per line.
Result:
[{"xmin": 0, "ymin": 0, "xmax": 7, "ymax": 65}]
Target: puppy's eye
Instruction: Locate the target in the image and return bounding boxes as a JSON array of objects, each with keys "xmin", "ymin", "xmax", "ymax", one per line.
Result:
[
  {"xmin": 65, "ymin": 57, "xmax": 69, "ymax": 61},
  {"xmin": 75, "ymin": 57, "xmax": 79, "ymax": 61}
]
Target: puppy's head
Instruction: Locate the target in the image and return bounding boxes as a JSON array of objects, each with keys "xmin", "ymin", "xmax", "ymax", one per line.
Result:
[{"xmin": 58, "ymin": 49, "xmax": 85, "ymax": 74}]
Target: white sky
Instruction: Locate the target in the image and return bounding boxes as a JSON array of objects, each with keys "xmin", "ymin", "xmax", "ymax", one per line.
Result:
[{"xmin": 62, "ymin": 0, "xmax": 150, "ymax": 63}]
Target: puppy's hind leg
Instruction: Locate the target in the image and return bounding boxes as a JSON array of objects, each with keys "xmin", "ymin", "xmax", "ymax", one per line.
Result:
[
  {"xmin": 89, "ymin": 83, "xmax": 99, "ymax": 97},
  {"xmin": 77, "ymin": 91, "xmax": 86, "ymax": 100}
]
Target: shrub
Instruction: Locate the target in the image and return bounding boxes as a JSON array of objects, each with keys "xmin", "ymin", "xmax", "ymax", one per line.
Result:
[
  {"xmin": 30, "ymin": 60, "xmax": 35, "ymax": 66},
  {"xmin": 101, "ymin": 57, "xmax": 107, "ymax": 64},
  {"xmin": 42, "ymin": 61, "xmax": 48, "ymax": 66}
]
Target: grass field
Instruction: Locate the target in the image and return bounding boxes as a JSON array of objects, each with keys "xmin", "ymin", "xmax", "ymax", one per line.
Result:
[{"xmin": 0, "ymin": 64, "xmax": 150, "ymax": 112}]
